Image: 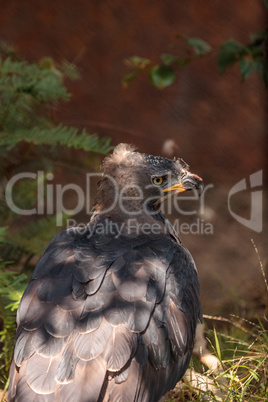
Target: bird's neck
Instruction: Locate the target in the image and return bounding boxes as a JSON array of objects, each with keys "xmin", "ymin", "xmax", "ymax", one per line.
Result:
[
  {"xmin": 93, "ymin": 178, "xmax": 159, "ymax": 217},
  {"xmin": 90, "ymin": 207, "xmax": 177, "ymax": 240}
]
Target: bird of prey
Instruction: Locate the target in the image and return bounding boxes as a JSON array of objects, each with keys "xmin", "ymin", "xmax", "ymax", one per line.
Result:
[{"xmin": 8, "ymin": 143, "xmax": 203, "ymax": 402}]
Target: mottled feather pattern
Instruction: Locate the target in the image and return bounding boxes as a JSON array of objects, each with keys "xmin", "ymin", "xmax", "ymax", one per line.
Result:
[{"xmin": 9, "ymin": 218, "xmax": 201, "ymax": 402}]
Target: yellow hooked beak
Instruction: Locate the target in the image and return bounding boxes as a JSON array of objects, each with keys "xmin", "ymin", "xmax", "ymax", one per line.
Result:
[
  {"xmin": 163, "ymin": 183, "xmax": 186, "ymax": 194},
  {"xmin": 163, "ymin": 172, "xmax": 203, "ymax": 196}
]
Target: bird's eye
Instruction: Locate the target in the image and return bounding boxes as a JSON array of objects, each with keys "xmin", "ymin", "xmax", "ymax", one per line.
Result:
[{"xmin": 153, "ymin": 176, "xmax": 163, "ymax": 186}]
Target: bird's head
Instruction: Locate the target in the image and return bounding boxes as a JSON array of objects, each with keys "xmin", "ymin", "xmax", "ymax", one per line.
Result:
[{"xmin": 94, "ymin": 143, "xmax": 203, "ymax": 216}]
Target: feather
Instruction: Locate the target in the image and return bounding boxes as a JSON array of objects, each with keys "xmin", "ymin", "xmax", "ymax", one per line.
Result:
[
  {"xmin": 114, "ymin": 365, "xmax": 130, "ymax": 384},
  {"xmin": 32, "ymin": 325, "xmax": 65, "ymax": 357},
  {"xmin": 37, "ymin": 276, "xmax": 72, "ymax": 302},
  {"xmin": 73, "ymin": 256, "xmax": 106, "ymax": 284},
  {"xmin": 108, "ymin": 361, "xmax": 141, "ymax": 402},
  {"xmin": 21, "ymin": 299, "xmax": 48, "ymax": 331},
  {"xmin": 93, "ymin": 233, "xmax": 114, "ymax": 248},
  {"xmin": 48, "ymin": 245, "xmax": 73, "ymax": 261},
  {"xmin": 142, "ymin": 317, "xmax": 170, "ymax": 369},
  {"xmin": 56, "ymin": 342, "xmax": 79, "ymax": 384},
  {"xmin": 155, "ymin": 275, "xmax": 166, "ymax": 303},
  {"xmin": 142, "ymin": 258, "xmax": 165, "ymax": 282},
  {"xmin": 98, "ymin": 270, "xmax": 116, "ymax": 293},
  {"xmin": 135, "ymin": 343, "xmax": 148, "ymax": 366},
  {"xmin": 103, "ymin": 326, "xmax": 138, "ymax": 371},
  {"xmin": 8, "ymin": 359, "xmax": 18, "ymax": 402},
  {"xmin": 103, "ymin": 294, "xmax": 132, "ymax": 326},
  {"xmin": 167, "ymin": 300, "xmax": 188, "ymax": 357},
  {"xmin": 75, "ymin": 258, "xmax": 107, "ymax": 280},
  {"xmin": 14, "ymin": 327, "xmax": 34, "ymax": 366},
  {"xmin": 145, "ymin": 278, "xmax": 157, "ymax": 302},
  {"xmin": 21, "ymin": 314, "xmax": 46, "ymax": 332},
  {"xmin": 32, "ymin": 253, "xmax": 67, "ymax": 279},
  {"xmin": 73, "ymin": 320, "xmax": 111, "ymax": 360},
  {"xmin": 109, "ymin": 256, "xmax": 126, "ymax": 272},
  {"xmin": 58, "ymin": 357, "xmax": 107, "ymax": 402},
  {"xmin": 76, "ymin": 308, "xmax": 103, "ymax": 334},
  {"xmin": 44, "ymin": 306, "xmax": 75, "ymax": 338},
  {"xmin": 162, "ymin": 352, "xmax": 192, "ymax": 396},
  {"xmin": 72, "ymin": 278, "xmax": 87, "ymax": 300},
  {"xmin": 57, "ymin": 293, "xmax": 85, "ymax": 312},
  {"xmin": 123, "ymin": 249, "xmax": 143, "ymax": 263},
  {"xmin": 112, "ymin": 266, "xmax": 149, "ymax": 302},
  {"xmin": 14, "ymin": 361, "xmax": 56, "ymax": 402},
  {"xmin": 127, "ymin": 299, "xmax": 154, "ymax": 332},
  {"xmin": 85, "ymin": 272, "xmax": 105, "ymax": 295},
  {"xmin": 33, "ymin": 232, "xmax": 75, "ymax": 279},
  {"xmin": 26, "ymin": 354, "xmax": 59, "ymax": 394},
  {"xmin": 136, "ymin": 362, "xmax": 165, "ymax": 402},
  {"xmin": 154, "ymin": 296, "xmax": 170, "ymax": 324},
  {"xmin": 17, "ymin": 280, "xmax": 41, "ymax": 325},
  {"xmin": 48, "ymin": 257, "xmax": 74, "ymax": 278},
  {"xmin": 149, "ymin": 238, "xmax": 175, "ymax": 263},
  {"xmin": 101, "ymin": 143, "xmax": 136, "ymax": 168},
  {"xmin": 83, "ymin": 287, "xmax": 110, "ymax": 312}
]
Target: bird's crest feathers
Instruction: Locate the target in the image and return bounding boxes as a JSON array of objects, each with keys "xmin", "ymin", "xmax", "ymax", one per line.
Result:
[{"xmin": 101, "ymin": 143, "xmax": 137, "ymax": 172}]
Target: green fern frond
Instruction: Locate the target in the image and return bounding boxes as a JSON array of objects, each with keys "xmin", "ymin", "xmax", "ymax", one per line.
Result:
[
  {"xmin": 0, "ymin": 241, "xmax": 26, "ymax": 265},
  {"xmin": 0, "ymin": 225, "xmax": 28, "ymax": 378},
  {"xmin": 0, "ymin": 51, "xmax": 113, "ymax": 156},
  {"xmin": 0, "ymin": 56, "xmax": 69, "ymax": 103},
  {"xmin": 0, "ymin": 268, "xmax": 28, "ymax": 376},
  {"xmin": 0, "ymin": 125, "xmax": 113, "ymax": 154},
  {"xmin": 0, "ymin": 229, "xmax": 26, "ymax": 268}
]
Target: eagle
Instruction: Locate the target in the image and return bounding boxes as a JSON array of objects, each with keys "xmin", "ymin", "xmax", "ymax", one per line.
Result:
[{"xmin": 8, "ymin": 144, "xmax": 203, "ymax": 402}]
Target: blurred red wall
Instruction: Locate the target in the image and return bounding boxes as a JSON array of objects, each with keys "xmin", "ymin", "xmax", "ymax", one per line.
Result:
[{"xmin": 1, "ymin": 0, "xmax": 266, "ymax": 184}]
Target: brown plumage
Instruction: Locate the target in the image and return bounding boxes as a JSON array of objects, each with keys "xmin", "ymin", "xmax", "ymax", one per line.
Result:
[{"xmin": 8, "ymin": 144, "xmax": 203, "ymax": 401}]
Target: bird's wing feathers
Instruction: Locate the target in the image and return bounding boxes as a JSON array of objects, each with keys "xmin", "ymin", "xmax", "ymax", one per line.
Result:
[{"xmin": 9, "ymin": 226, "xmax": 200, "ymax": 402}]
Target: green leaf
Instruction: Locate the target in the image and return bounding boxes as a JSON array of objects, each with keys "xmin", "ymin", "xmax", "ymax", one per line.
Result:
[
  {"xmin": 0, "ymin": 269, "xmax": 29, "ymax": 374},
  {"xmin": 127, "ymin": 56, "xmax": 151, "ymax": 69},
  {"xmin": 187, "ymin": 38, "xmax": 212, "ymax": 56},
  {"xmin": 264, "ymin": 0, "xmax": 268, "ymax": 10},
  {"xmin": 161, "ymin": 54, "xmax": 191, "ymax": 68},
  {"xmin": 149, "ymin": 65, "xmax": 175, "ymax": 88},
  {"xmin": 250, "ymin": 30, "xmax": 266, "ymax": 43},
  {"xmin": 239, "ymin": 58, "xmax": 257, "ymax": 81},
  {"xmin": 217, "ymin": 39, "xmax": 249, "ymax": 74},
  {"xmin": 256, "ymin": 58, "xmax": 268, "ymax": 87},
  {"xmin": 214, "ymin": 328, "xmax": 222, "ymax": 361},
  {"xmin": 248, "ymin": 41, "xmax": 265, "ymax": 59},
  {"xmin": 175, "ymin": 57, "xmax": 191, "ymax": 67},
  {"xmin": 122, "ymin": 70, "xmax": 140, "ymax": 87},
  {"xmin": 248, "ymin": 368, "xmax": 260, "ymax": 381},
  {"xmin": 161, "ymin": 54, "xmax": 179, "ymax": 65}
]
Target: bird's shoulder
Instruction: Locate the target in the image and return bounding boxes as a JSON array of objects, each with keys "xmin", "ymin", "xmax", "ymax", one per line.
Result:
[{"xmin": 32, "ymin": 218, "xmax": 185, "ymax": 280}]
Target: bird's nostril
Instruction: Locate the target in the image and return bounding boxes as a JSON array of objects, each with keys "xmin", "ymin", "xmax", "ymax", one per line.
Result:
[{"xmin": 182, "ymin": 172, "xmax": 204, "ymax": 196}]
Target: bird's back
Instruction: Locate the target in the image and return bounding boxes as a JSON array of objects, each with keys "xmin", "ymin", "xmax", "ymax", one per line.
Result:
[{"xmin": 8, "ymin": 217, "xmax": 201, "ymax": 402}]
